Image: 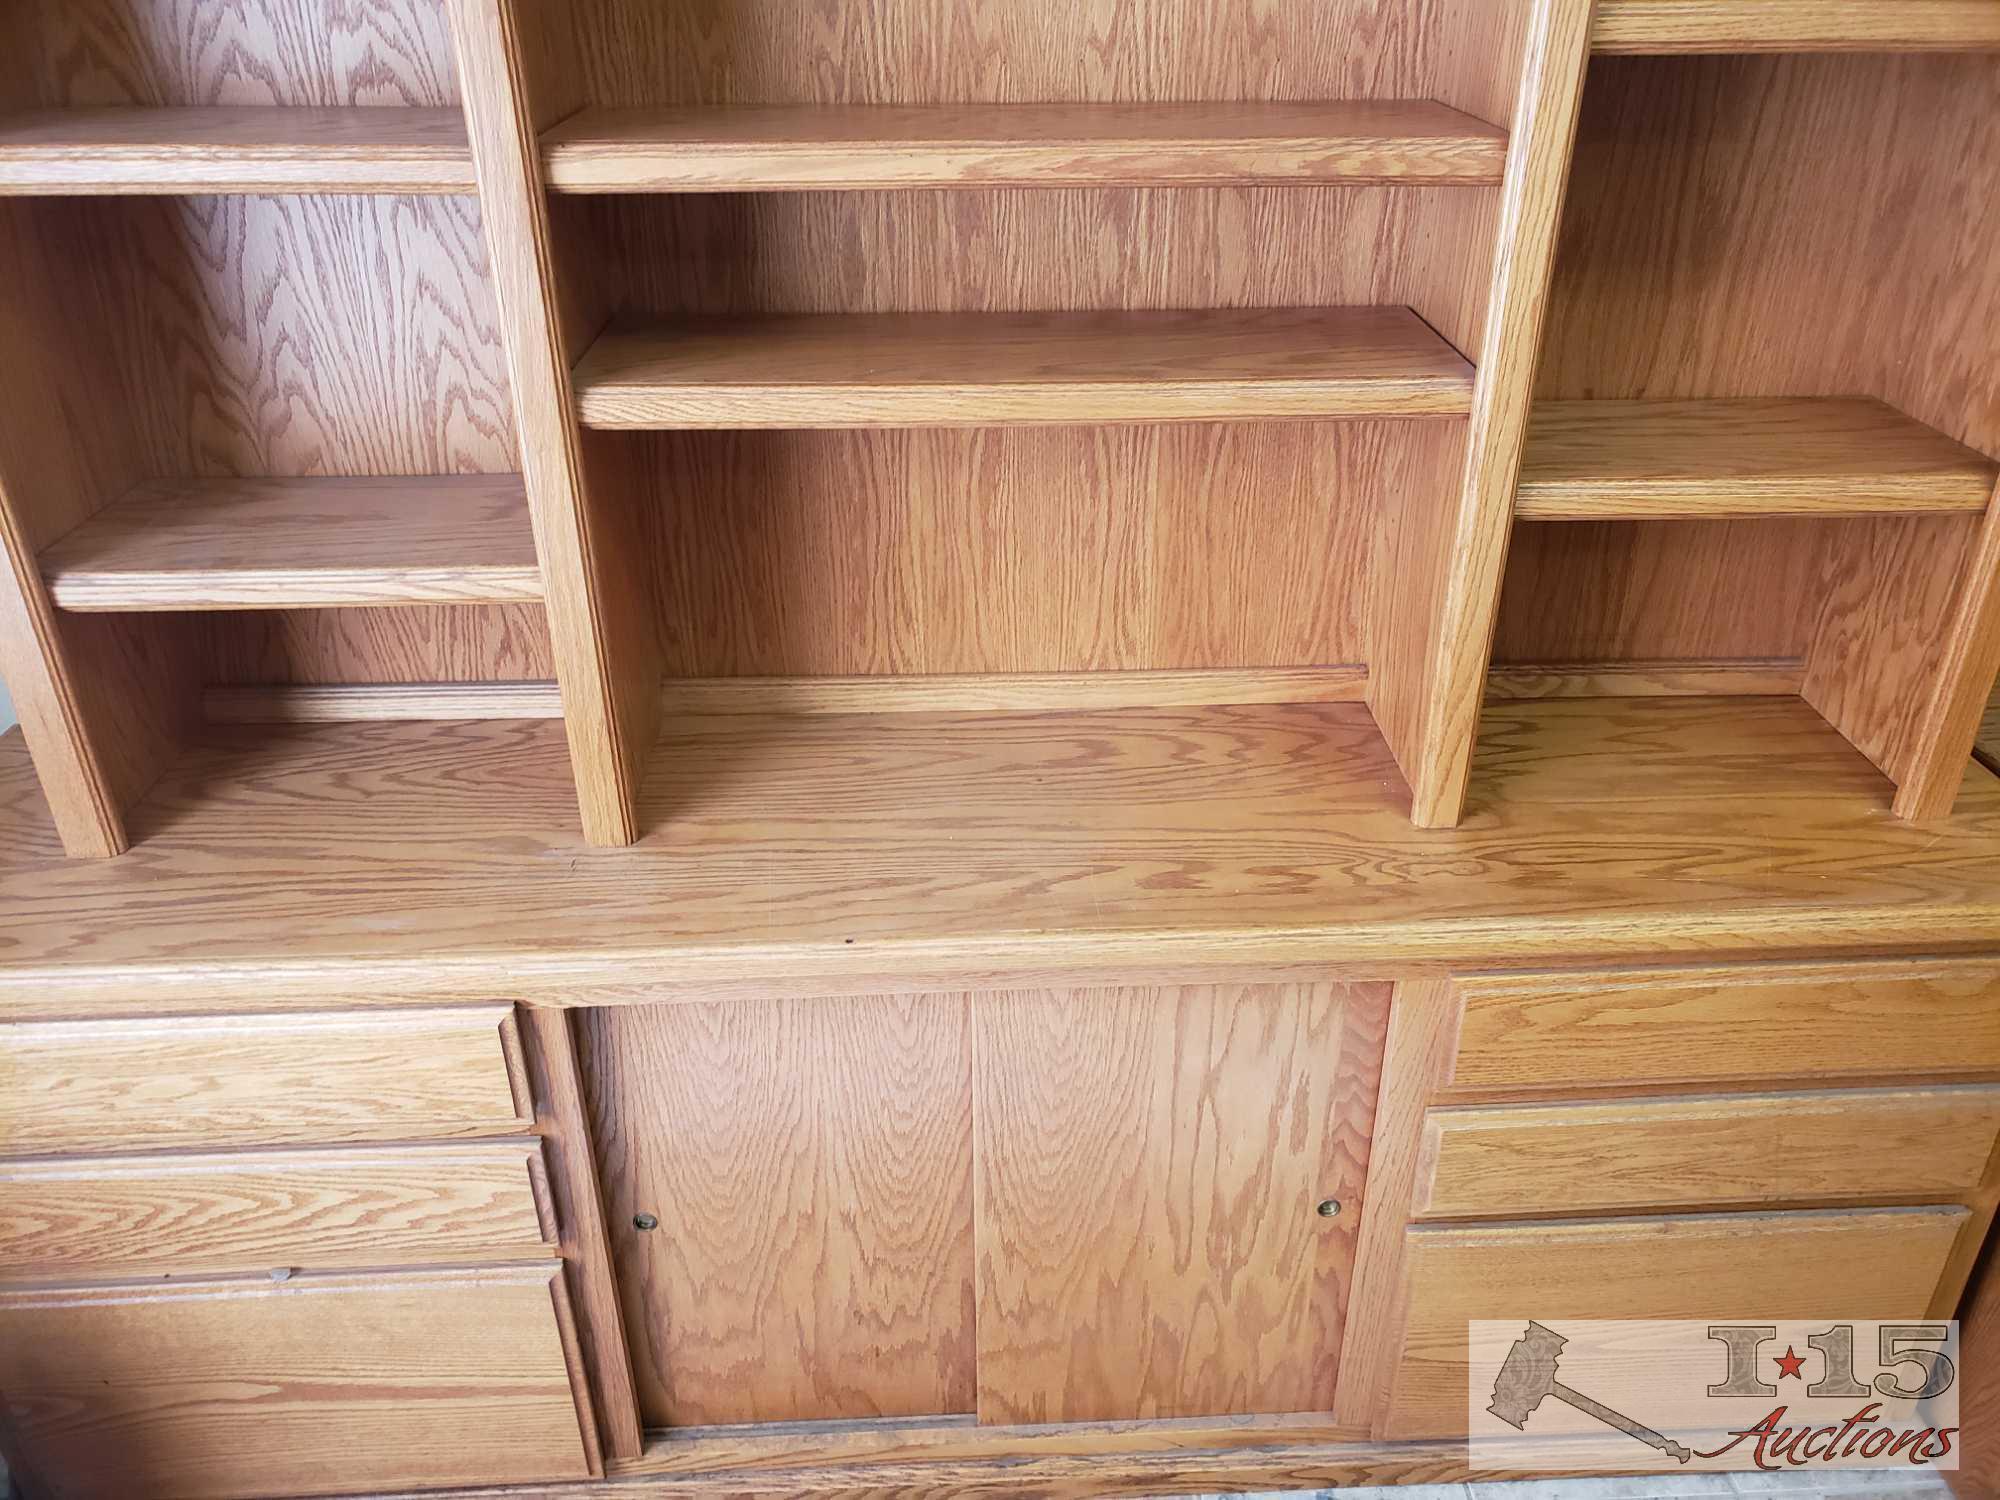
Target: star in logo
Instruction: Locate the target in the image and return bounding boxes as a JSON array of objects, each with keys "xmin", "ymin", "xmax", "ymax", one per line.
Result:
[{"xmin": 1774, "ymin": 1346, "xmax": 1807, "ymax": 1381}]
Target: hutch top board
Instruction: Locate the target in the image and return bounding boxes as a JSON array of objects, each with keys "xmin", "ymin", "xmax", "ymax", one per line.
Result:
[{"xmin": 0, "ymin": 2, "xmax": 1999, "ymax": 1499}]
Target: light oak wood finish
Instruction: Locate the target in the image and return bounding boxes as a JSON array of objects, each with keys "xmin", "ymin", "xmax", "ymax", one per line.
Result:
[
  {"xmin": 1483, "ymin": 656, "xmax": 1804, "ymax": 697},
  {"xmin": 446, "ymin": 0, "xmax": 657, "ymax": 845},
  {"xmin": 518, "ymin": 1005, "xmax": 645, "ymax": 1462},
  {"xmin": 197, "ymin": 661, "xmax": 1817, "ymax": 727},
  {"xmin": 1893, "ymin": 477, "xmax": 2000, "ymax": 818},
  {"xmin": 573, "ymin": 308, "xmax": 1475, "ymax": 431},
  {"xmin": 0, "ymin": 106, "xmax": 475, "ymax": 194},
  {"xmin": 1517, "ymin": 398, "xmax": 2000, "ymax": 519},
  {"xmin": 1448, "ymin": 960, "xmax": 2000, "ymax": 1091},
  {"xmin": 2, "ymin": 698, "xmax": 1999, "ymax": 1009},
  {"xmin": 1330, "ymin": 981, "xmax": 1465, "ymax": 1433},
  {"xmin": 974, "ymin": 984, "xmax": 1386, "ymax": 1424},
  {"xmin": 607, "ymin": 1413, "xmax": 1377, "ymax": 1480},
  {"xmin": 541, "ymin": 101, "xmax": 1509, "ymax": 192},
  {"xmin": 207, "ymin": 681, "xmax": 566, "ymax": 721},
  {"xmin": 0, "ymin": 1140, "xmax": 555, "ymax": 1280},
  {"xmin": 40, "ymin": 475, "xmax": 544, "ymax": 611},
  {"xmin": 1416, "ymin": 1086, "xmax": 2000, "ymax": 1217},
  {"xmin": 1368, "ymin": 0, "xmax": 1595, "ymax": 828},
  {"xmin": 0, "ymin": 1005, "xmax": 531, "ymax": 1152},
  {"xmin": 0, "ymin": 440, "xmax": 124, "ymax": 857},
  {"xmin": 1540, "ymin": 51, "xmax": 2000, "ymax": 806},
  {"xmin": 581, "ymin": 995, "xmax": 976, "ymax": 1427},
  {"xmin": 1383, "ymin": 1207, "xmax": 1972, "ymax": 1438},
  {"xmin": 383, "ymin": 1436, "xmax": 1493, "ymax": 1499},
  {"xmin": 1954, "ymin": 1245, "xmax": 2000, "ymax": 1499},
  {"xmin": 634, "ymin": 422, "xmax": 1435, "ymax": 678},
  {"xmin": 0, "ymin": 1265, "xmax": 595, "ymax": 1498},
  {"xmin": 1593, "ymin": 0, "xmax": 2000, "ymax": 53},
  {"xmin": 0, "ymin": 196, "xmax": 204, "ymax": 858}
]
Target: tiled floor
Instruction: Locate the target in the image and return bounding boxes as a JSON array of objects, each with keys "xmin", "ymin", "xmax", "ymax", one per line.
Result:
[{"xmin": 1216, "ymin": 1475, "xmax": 1952, "ymax": 1499}]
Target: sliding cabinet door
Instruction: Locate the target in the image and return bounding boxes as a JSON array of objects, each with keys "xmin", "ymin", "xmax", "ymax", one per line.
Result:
[
  {"xmin": 973, "ymin": 984, "xmax": 1388, "ymax": 1423},
  {"xmin": 581, "ymin": 994, "xmax": 975, "ymax": 1426}
]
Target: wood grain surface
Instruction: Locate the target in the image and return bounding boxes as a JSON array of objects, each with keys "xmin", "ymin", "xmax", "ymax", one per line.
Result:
[
  {"xmin": 1955, "ymin": 1240, "xmax": 2000, "ymax": 1500},
  {"xmin": 519, "ymin": 1004, "xmax": 644, "ymax": 1460},
  {"xmin": 1448, "ymin": 960, "xmax": 2000, "ymax": 1090},
  {"xmin": 974, "ymin": 984, "xmax": 1386, "ymax": 1423},
  {"xmin": 0, "ymin": 195, "xmax": 203, "ymax": 856},
  {"xmin": 1894, "ymin": 480, "xmax": 2000, "ymax": 817},
  {"xmin": 0, "ymin": 1140, "xmax": 555, "ymax": 1279},
  {"xmin": 541, "ymin": 101, "xmax": 1508, "ymax": 192},
  {"xmin": 1534, "ymin": 48, "xmax": 2000, "ymax": 691},
  {"xmin": 0, "ymin": 105, "xmax": 475, "ymax": 194},
  {"xmin": 574, "ymin": 308, "xmax": 1474, "ymax": 430},
  {"xmin": 581, "ymin": 995, "xmax": 976, "ymax": 1426},
  {"xmin": 1329, "ymin": 980, "xmax": 1463, "ymax": 1433},
  {"xmin": 1383, "ymin": 1207, "xmax": 1971, "ymax": 1438},
  {"xmin": 202, "ymin": 605, "xmax": 555, "ymax": 686},
  {"xmin": 40, "ymin": 475, "xmax": 542, "ymax": 610},
  {"xmin": 1518, "ymin": 398, "xmax": 2000, "ymax": 519},
  {"xmin": 1, "ymin": 696, "xmax": 1999, "ymax": 1008},
  {"xmin": 448, "ymin": 0, "xmax": 659, "ymax": 844},
  {"xmin": 1416, "ymin": 1086, "xmax": 2000, "ymax": 1216},
  {"xmin": 0, "ymin": 1005, "xmax": 531, "ymax": 1151},
  {"xmin": 636, "ymin": 422, "xmax": 1433, "ymax": 676},
  {"xmin": 8, "ymin": 0, "xmax": 462, "ymax": 110},
  {"xmin": 1593, "ymin": 0, "xmax": 2000, "ymax": 53},
  {"xmin": 0, "ymin": 1265, "xmax": 593, "ymax": 1498},
  {"xmin": 1367, "ymin": 0, "xmax": 1593, "ymax": 827},
  {"xmin": 560, "ymin": 1, "xmax": 1450, "ymax": 108}
]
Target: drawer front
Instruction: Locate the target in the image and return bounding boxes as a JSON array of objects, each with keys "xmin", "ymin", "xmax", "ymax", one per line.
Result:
[
  {"xmin": 1450, "ymin": 961, "xmax": 2000, "ymax": 1091},
  {"xmin": 0, "ymin": 1004, "xmax": 531, "ymax": 1153},
  {"xmin": 0, "ymin": 1140, "xmax": 556, "ymax": 1281},
  {"xmin": 0, "ymin": 1265, "xmax": 594, "ymax": 1499},
  {"xmin": 1384, "ymin": 1206, "xmax": 1968, "ymax": 1438},
  {"xmin": 1416, "ymin": 1085, "xmax": 2000, "ymax": 1217}
]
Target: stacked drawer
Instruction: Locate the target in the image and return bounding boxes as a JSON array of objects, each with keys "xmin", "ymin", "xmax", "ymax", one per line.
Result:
[
  {"xmin": 0, "ymin": 1004, "xmax": 598, "ymax": 1499},
  {"xmin": 1372, "ymin": 961, "xmax": 2000, "ymax": 1438}
]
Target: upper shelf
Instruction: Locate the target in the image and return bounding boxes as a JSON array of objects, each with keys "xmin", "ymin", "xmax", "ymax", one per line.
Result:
[
  {"xmin": 1592, "ymin": 0, "xmax": 2000, "ymax": 53},
  {"xmin": 0, "ymin": 107, "xmax": 477, "ymax": 195},
  {"xmin": 1516, "ymin": 399, "xmax": 2000, "ymax": 520},
  {"xmin": 572, "ymin": 306, "xmax": 1476, "ymax": 430},
  {"xmin": 39, "ymin": 475, "xmax": 543, "ymax": 611},
  {"xmin": 539, "ymin": 101, "xmax": 1510, "ymax": 193}
]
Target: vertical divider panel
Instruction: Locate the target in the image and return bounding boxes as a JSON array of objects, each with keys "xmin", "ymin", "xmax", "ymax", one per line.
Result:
[
  {"xmin": 0, "ymin": 472, "xmax": 122, "ymax": 857},
  {"xmin": 0, "ymin": 199, "xmax": 205, "ymax": 858},
  {"xmin": 1330, "ymin": 979, "xmax": 1465, "ymax": 1434},
  {"xmin": 1896, "ymin": 483, "xmax": 2000, "ymax": 818},
  {"xmin": 1369, "ymin": 0, "xmax": 1595, "ymax": 827},
  {"xmin": 446, "ymin": 0, "xmax": 659, "ymax": 845},
  {"xmin": 519, "ymin": 1003, "xmax": 644, "ymax": 1462}
]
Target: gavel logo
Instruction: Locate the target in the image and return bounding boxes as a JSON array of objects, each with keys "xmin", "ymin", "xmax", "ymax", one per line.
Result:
[{"xmin": 1488, "ymin": 1321, "xmax": 1694, "ymax": 1464}]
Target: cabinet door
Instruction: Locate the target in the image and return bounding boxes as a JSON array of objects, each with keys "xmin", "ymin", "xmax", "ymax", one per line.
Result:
[
  {"xmin": 1384, "ymin": 1207, "xmax": 1970, "ymax": 1438},
  {"xmin": 581, "ymin": 994, "xmax": 976, "ymax": 1426},
  {"xmin": 974, "ymin": 983, "xmax": 1388, "ymax": 1423},
  {"xmin": 0, "ymin": 1265, "xmax": 595, "ymax": 1499}
]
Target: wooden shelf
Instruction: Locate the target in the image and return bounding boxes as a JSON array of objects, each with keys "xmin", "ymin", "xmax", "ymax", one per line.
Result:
[
  {"xmin": 1592, "ymin": 0, "xmax": 2000, "ymax": 53},
  {"xmin": 572, "ymin": 307, "xmax": 1475, "ymax": 430},
  {"xmin": 1516, "ymin": 399, "xmax": 2000, "ymax": 520},
  {"xmin": 539, "ymin": 101, "xmax": 1510, "ymax": 192},
  {"xmin": 39, "ymin": 476, "xmax": 543, "ymax": 611},
  {"xmin": 0, "ymin": 107, "xmax": 476, "ymax": 195},
  {"xmin": 0, "ymin": 695, "xmax": 1995, "ymax": 1008}
]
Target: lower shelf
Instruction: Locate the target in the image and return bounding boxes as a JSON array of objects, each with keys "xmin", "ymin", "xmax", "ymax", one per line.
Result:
[{"xmin": 0, "ymin": 693, "xmax": 1996, "ymax": 1003}]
